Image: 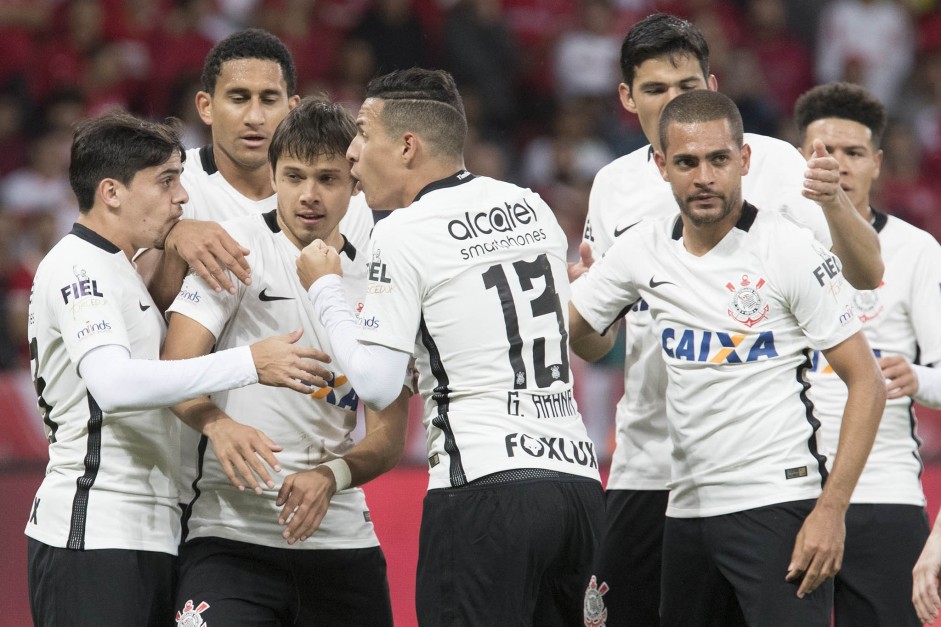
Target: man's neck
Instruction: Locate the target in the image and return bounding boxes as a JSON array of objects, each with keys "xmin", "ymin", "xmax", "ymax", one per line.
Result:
[
  {"xmin": 215, "ymin": 151, "xmax": 275, "ymax": 201},
  {"xmin": 403, "ymin": 162, "xmax": 467, "ymax": 207},
  {"xmin": 76, "ymin": 213, "xmax": 133, "ymax": 261},
  {"xmin": 681, "ymin": 207, "xmax": 742, "ymax": 257}
]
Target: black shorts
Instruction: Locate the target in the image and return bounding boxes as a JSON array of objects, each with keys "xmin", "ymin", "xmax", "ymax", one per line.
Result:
[
  {"xmin": 28, "ymin": 538, "xmax": 175, "ymax": 627},
  {"xmin": 661, "ymin": 499, "xmax": 831, "ymax": 627},
  {"xmin": 834, "ymin": 503, "xmax": 929, "ymax": 627},
  {"xmin": 175, "ymin": 536, "xmax": 393, "ymax": 627},
  {"xmin": 585, "ymin": 489, "xmax": 669, "ymax": 627},
  {"xmin": 416, "ymin": 474, "xmax": 604, "ymax": 627}
]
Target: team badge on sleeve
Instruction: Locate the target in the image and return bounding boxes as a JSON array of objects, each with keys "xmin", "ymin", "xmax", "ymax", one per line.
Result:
[
  {"xmin": 727, "ymin": 275, "xmax": 769, "ymax": 328},
  {"xmin": 175, "ymin": 600, "xmax": 210, "ymax": 627}
]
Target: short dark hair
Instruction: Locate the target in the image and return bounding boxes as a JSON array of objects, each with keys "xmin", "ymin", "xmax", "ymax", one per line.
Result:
[
  {"xmin": 201, "ymin": 28, "xmax": 297, "ymax": 96},
  {"xmin": 621, "ymin": 13, "xmax": 710, "ymax": 89},
  {"xmin": 659, "ymin": 90, "xmax": 743, "ymax": 154},
  {"xmin": 794, "ymin": 82, "xmax": 887, "ymax": 148},
  {"xmin": 69, "ymin": 112, "xmax": 185, "ymax": 213},
  {"xmin": 364, "ymin": 68, "xmax": 467, "ymax": 159},
  {"xmin": 268, "ymin": 96, "xmax": 356, "ymax": 171}
]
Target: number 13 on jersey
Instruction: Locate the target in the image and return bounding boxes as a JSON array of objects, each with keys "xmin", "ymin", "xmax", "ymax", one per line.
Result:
[{"xmin": 482, "ymin": 253, "xmax": 570, "ymax": 392}]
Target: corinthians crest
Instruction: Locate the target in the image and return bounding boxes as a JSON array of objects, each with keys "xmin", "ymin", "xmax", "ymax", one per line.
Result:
[
  {"xmin": 853, "ymin": 281, "xmax": 884, "ymax": 323},
  {"xmin": 727, "ymin": 275, "xmax": 769, "ymax": 327}
]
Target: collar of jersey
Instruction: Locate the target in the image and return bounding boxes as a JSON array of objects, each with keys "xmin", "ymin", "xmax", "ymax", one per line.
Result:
[
  {"xmin": 412, "ymin": 169, "xmax": 475, "ymax": 204},
  {"xmin": 70, "ymin": 223, "xmax": 121, "ymax": 254},
  {"xmin": 671, "ymin": 201, "xmax": 759, "ymax": 240},
  {"xmin": 262, "ymin": 208, "xmax": 357, "ymax": 260},
  {"xmin": 870, "ymin": 207, "xmax": 888, "ymax": 234}
]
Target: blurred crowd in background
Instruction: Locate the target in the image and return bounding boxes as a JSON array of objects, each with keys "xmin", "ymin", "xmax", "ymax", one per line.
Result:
[{"xmin": 1, "ymin": 0, "xmax": 940, "ymax": 451}]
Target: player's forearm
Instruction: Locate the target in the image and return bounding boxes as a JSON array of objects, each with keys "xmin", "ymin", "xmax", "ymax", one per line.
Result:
[
  {"xmin": 139, "ymin": 247, "xmax": 189, "ymax": 313},
  {"xmin": 818, "ymin": 358, "xmax": 885, "ymax": 511},
  {"xmin": 171, "ymin": 396, "xmax": 226, "ymax": 434},
  {"xmin": 307, "ymin": 275, "xmax": 410, "ymax": 410},
  {"xmin": 913, "ymin": 363, "xmax": 941, "ymax": 409},
  {"xmin": 821, "ymin": 192, "xmax": 883, "ymax": 289},
  {"xmin": 342, "ymin": 387, "xmax": 410, "ymax": 487},
  {"xmin": 568, "ymin": 302, "xmax": 618, "ymax": 362}
]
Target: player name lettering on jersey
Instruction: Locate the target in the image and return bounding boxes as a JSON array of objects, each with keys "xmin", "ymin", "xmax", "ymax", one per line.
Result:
[
  {"xmin": 507, "ymin": 389, "xmax": 578, "ymax": 420},
  {"xmin": 504, "ymin": 433, "xmax": 598, "ymax": 468},
  {"xmin": 60, "ymin": 276, "xmax": 104, "ymax": 303},
  {"xmin": 661, "ymin": 328, "xmax": 778, "ymax": 363}
]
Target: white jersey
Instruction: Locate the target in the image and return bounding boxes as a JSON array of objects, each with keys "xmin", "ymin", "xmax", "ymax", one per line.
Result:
[
  {"xmin": 25, "ymin": 225, "xmax": 180, "ymax": 553},
  {"xmin": 167, "ymin": 210, "xmax": 378, "ymax": 550},
  {"xmin": 571, "ymin": 205, "xmax": 860, "ymax": 518},
  {"xmin": 356, "ymin": 171, "xmax": 601, "ymax": 490},
  {"xmin": 180, "ymin": 145, "xmax": 373, "ymax": 244},
  {"xmin": 585, "ymin": 134, "xmax": 833, "ymax": 490},
  {"xmin": 808, "ymin": 210, "xmax": 941, "ymax": 505}
]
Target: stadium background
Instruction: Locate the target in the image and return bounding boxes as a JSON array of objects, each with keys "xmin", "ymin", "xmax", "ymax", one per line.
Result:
[{"xmin": 1, "ymin": 0, "xmax": 941, "ymax": 625}]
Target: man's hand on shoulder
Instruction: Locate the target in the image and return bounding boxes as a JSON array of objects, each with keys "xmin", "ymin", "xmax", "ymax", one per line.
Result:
[{"xmin": 165, "ymin": 219, "xmax": 252, "ymax": 294}]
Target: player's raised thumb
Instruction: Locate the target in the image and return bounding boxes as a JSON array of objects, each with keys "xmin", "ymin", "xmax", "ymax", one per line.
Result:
[{"xmin": 813, "ymin": 139, "xmax": 829, "ymax": 158}]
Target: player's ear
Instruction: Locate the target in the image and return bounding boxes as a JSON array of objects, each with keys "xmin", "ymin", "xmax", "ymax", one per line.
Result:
[
  {"xmin": 98, "ymin": 178, "xmax": 122, "ymax": 210},
  {"xmin": 401, "ymin": 131, "xmax": 417, "ymax": 164},
  {"xmin": 288, "ymin": 95, "xmax": 301, "ymax": 110},
  {"xmin": 195, "ymin": 91, "xmax": 212, "ymax": 126},
  {"xmin": 269, "ymin": 162, "xmax": 277, "ymax": 191},
  {"xmin": 619, "ymin": 83, "xmax": 637, "ymax": 114},
  {"xmin": 740, "ymin": 143, "xmax": 751, "ymax": 177},
  {"xmin": 653, "ymin": 150, "xmax": 669, "ymax": 182}
]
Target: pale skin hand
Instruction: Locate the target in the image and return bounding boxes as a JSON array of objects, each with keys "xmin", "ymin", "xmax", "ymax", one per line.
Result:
[
  {"xmin": 880, "ymin": 355, "xmax": 919, "ymax": 399},
  {"xmin": 177, "ymin": 399, "xmax": 283, "ymax": 494},
  {"xmin": 567, "ymin": 242, "xmax": 595, "ymax": 282},
  {"xmin": 913, "ymin": 516, "xmax": 941, "ymax": 624},
  {"xmin": 801, "ymin": 139, "xmax": 842, "ymax": 207},
  {"xmin": 276, "ymin": 387, "xmax": 411, "ymax": 544},
  {"xmin": 786, "ymin": 502, "xmax": 845, "ymax": 598},
  {"xmin": 164, "ymin": 219, "xmax": 252, "ymax": 293},
  {"xmin": 296, "ymin": 239, "xmax": 343, "ymax": 291},
  {"xmin": 250, "ymin": 327, "xmax": 334, "ymax": 393}
]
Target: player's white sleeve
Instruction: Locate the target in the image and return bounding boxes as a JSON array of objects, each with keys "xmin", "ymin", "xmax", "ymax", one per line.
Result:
[
  {"xmin": 569, "ymin": 232, "xmax": 642, "ymax": 334},
  {"xmin": 307, "ymin": 274, "xmax": 411, "ymax": 410},
  {"xmin": 78, "ymin": 344, "xmax": 257, "ymax": 412},
  {"xmin": 913, "ymin": 363, "xmax": 941, "ymax": 409}
]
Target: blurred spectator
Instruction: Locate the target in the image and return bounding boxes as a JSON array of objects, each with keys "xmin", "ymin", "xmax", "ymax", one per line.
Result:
[
  {"xmin": 35, "ymin": 0, "xmax": 106, "ymax": 100},
  {"xmin": 258, "ymin": 0, "xmax": 345, "ymax": 88},
  {"xmin": 350, "ymin": 0, "xmax": 429, "ymax": 75},
  {"xmin": 553, "ymin": 0, "xmax": 620, "ymax": 101},
  {"xmin": 444, "ymin": 0, "xmax": 519, "ymax": 138},
  {"xmin": 0, "ymin": 128, "xmax": 76, "ymax": 243},
  {"xmin": 816, "ymin": 0, "xmax": 915, "ymax": 111},
  {"xmin": 0, "ymin": 209, "xmax": 31, "ymax": 370},
  {"xmin": 872, "ymin": 120, "xmax": 941, "ymax": 241},
  {"xmin": 0, "ymin": 89, "xmax": 27, "ymax": 177},
  {"xmin": 330, "ymin": 37, "xmax": 377, "ymax": 114},
  {"xmin": 900, "ymin": 46, "xmax": 941, "ymax": 184},
  {"xmin": 0, "ymin": 0, "xmax": 50, "ymax": 87},
  {"xmin": 742, "ymin": 0, "xmax": 813, "ymax": 116},
  {"xmin": 145, "ymin": 0, "xmax": 215, "ymax": 114}
]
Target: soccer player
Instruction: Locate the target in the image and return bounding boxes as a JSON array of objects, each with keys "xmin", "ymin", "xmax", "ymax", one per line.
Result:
[
  {"xmin": 297, "ymin": 68, "xmax": 605, "ymax": 626},
  {"xmin": 162, "ymin": 97, "xmax": 406, "ymax": 626},
  {"xmin": 572, "ymin": 13, "xmax": 884, "ymax": 625},
  {"xmin": 570, "ymin": 89, "xmax": 885, "ymax": 626},
  {"xmin": 142, "ymin": 28, "xmax": 374, "ymax": 309},
  {"xmin": 798, "ymin": 82, "xmax": 941, "ymax": 627},
  {"xmin": 25, "ymin": 112, "xmax": 330, "ymax": 627}
]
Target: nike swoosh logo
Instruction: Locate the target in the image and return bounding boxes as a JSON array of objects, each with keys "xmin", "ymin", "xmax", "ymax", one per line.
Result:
[
  {"xmin": 139, "ymin": 301, "xmax": 151, "ymax": 311},
  {"xmin": 259, "ymin": 288, "xmax": 293, "ymax": 302},
  {"xmin": 648, "ymin": 277, "xmax": 675, "ymax": 288},
  {"xmin": 613, "ymin": 221, "xmax": 642, "ymax": 238}
]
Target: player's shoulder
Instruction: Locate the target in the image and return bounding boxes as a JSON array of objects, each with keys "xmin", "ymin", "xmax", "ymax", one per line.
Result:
[
  {"xmin": 593, "ymin": 145, "xmax": 652, "ymax": 186},
  {"xmin": 217, "ymin": 211, "xmax": 272, "ymax": 244},
  {"xmin": 181, "ymin": 145, "xmax": 215, "ymax": 182},
  {"xmin": 743, "ymin": 132, "xmax": 801, "ymax": 156},
  {"xmin": 879, "ymin": 211, "xmax": 940, "ymax": 249}
]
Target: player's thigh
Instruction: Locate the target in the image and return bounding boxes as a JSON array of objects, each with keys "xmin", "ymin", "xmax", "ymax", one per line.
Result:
[
  {"xmin": 834, "ymin": 503, "xmax": 929, "ymax": 627},
  {"xmin": 416, "ymin": 478, "xmax": 592, "ymax": 626},
  {"xmin": 713, "ymin": 500, "xmax": 831, "ymax": 627},
  {"xmin": 586, "ymin": 489, "xmax": 669, "ymax": 627},
  {"xmin": 290, "ymin": 546, "xmax": 393, "ymax": 627},
  {"xmin": 534, "ymin": 480, "xmax": 605, "ymax": 627},
  {"xmin": 660, "ymin": 516, "xmax": 744, "ymax": 627},
  {"xmin": 28, "ymin": 539, "xmax": 174, "ymax": 627},
  {"xmin": 174, "ymin": 537, "xmax": 284, "ymax": 627}
]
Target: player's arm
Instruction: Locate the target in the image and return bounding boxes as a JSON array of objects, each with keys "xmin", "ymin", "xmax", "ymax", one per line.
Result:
[
  {"xmin": 803, "ymin": 139, "xmax": 883, "ymax": 289},
  {"xmin": 569, "ymin": 301, "xmax": 619, "ymax": 362},
  {"xmin": 297, "ymin": 239, "xmax": 412, "ymax": 411},
  {"xmin": 161, "ymin": 312, "xmax": 288, "ymax": 494},
  {"xmin": 137, "ymin": 219, "xmax": 253, "ymax": 310},
  {"xmin": 786, "ymin": 331, "xmax": 884, "ymax": 598},
  {"xmin": 914, "ymin": 513, "xmax": 941, "ymax": 624},
  {"xmin": 276, "ymin": 386, "xmax": 411, "ymax": 544}
]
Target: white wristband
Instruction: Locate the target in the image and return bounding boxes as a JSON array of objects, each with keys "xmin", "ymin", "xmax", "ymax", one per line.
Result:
[{"xmin": 323, "ymin": 458, "xmax": 352, "ymax": 492}]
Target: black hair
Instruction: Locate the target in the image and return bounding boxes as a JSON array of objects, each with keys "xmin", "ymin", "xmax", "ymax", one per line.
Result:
[
  {"xmin": 794, "ymin": 82, "xmax": 887, "ymax": 147},
  {"xmin": 269, "ymin": 96, "xmax": 356, "ymax": 171},
  {"xmin": 620, "ymin": 13, "xmax": 710, "ymax": 89},
  {"xmin": 201, "ymin": 28, "xmax": 297, "ymax": 96},
  {"xmin": 658, "ymin": 90, "xmax": 742, "ymax": 154}
]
